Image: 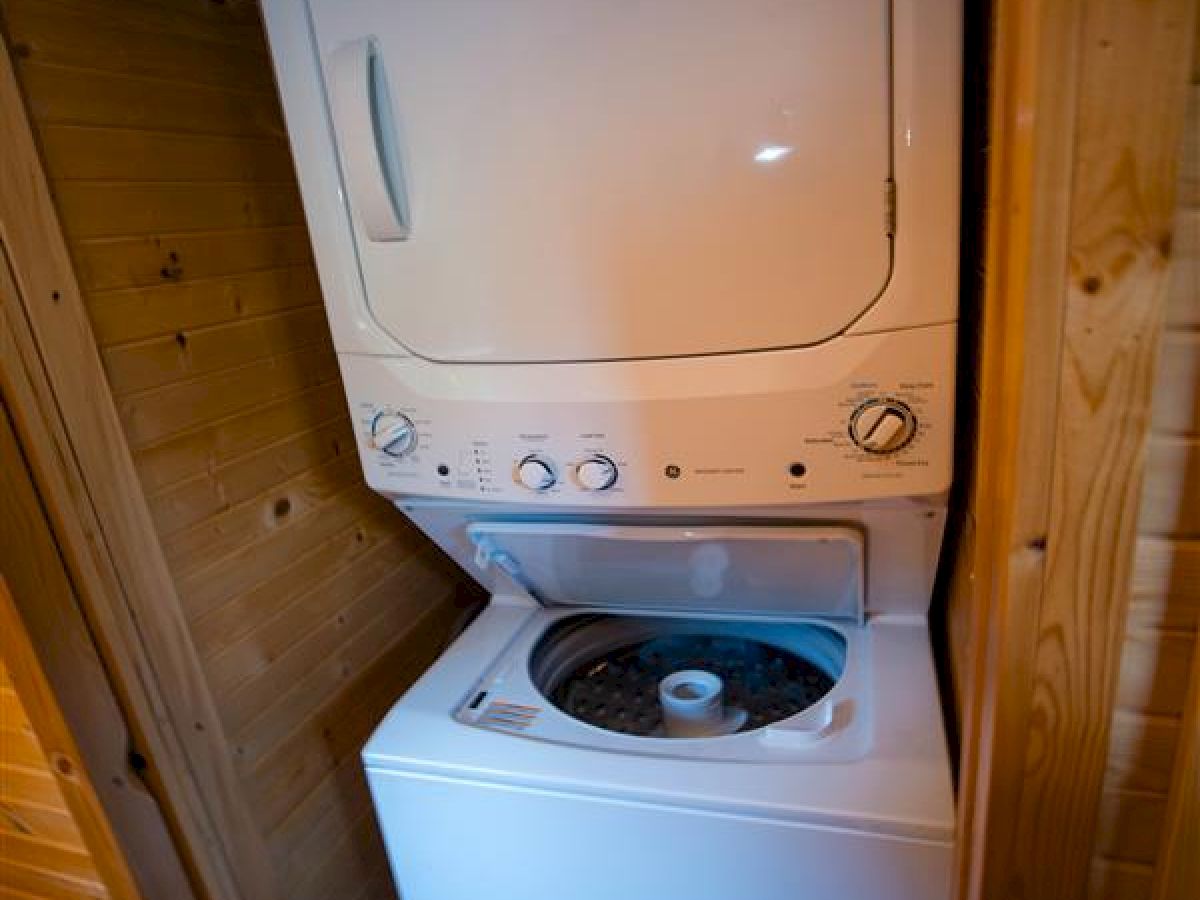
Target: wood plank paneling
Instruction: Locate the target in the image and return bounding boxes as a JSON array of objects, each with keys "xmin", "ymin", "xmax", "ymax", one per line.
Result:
[
  {"xmin": 1129, "ymin": 538, "xmax": 1200, "ymax": 631},
  {"xmin": 1092, "ymin": 25, "xmax": 1200, "ymax": 894},
  {"xmin": 146, "ymin": 417, "xmax": 353, "ymax": 537},
  {"xmin": 73, "ymin": 227, "xmax": 313, "ymax": 293},
  {"xmin": 1115, "ymin": 629, "xmax": 1196, "ymax": 718},
  {"xmin": 1151, "ymin": 332, "xmax": 1199, "ymax": 435},
  {"xmin": 248, "ymin": 589, "xmax": 469, "ymax": 836},
  {"xmin": 0, "ymin": 662, "xmax": 106, "ymax": 900},
  {"xmin": 39, "ymin": 127, "xmax": 297, "ymax": 183},
  {"xmin": 1090, "ymin": 859, "xmax": 1156, "ymax": 900},
  {"xmin": 1152, "ymin": 619, "xmax": 1199, "ymax": 899},
  {"xmin": 86, "ymin": 265, "xmax": 323, "ymax": 346},
  {"xmin": 117, "ymin": 346, "xmax": 341, "ymax": 449},
  {"xmin": 1105, "ymin": 711, "xmax": 1182, "ymax": 795},
  {"xmin": 133, "ymin": 381, "xmax": 347, "ymax": 494},
  {"xmin": 1, "ymin": 139, "xmax": 199, "ymax": 900},
  {"xmin": 958, "ymin": 2, "xmax": 1198, "ymax": 898},
  {"xmin": 201, "ymin": 530, "xmax": 417, "ymax": 700},
  {"xmin": 175, "ymin": 484, "xmax": 387, "ymax": 622},
  {"xmin": 1095, "ymin": 788, "xmax": 1170, "ymax": 865},
  {"xmin": 15, "ymin": 63, "xmax": 285, "ymax": 137},
  {"xmin": 161, "ymin": 455, "xmax": 361, "ymax": 575},
  {"xmin": 1139, "ymin": 436, "xmax": 1200, "ymax": 537},
  {"xmin": 54, "ymin": 181, "xmax": 304, "ymax": 239},
  {"xmin": 1, "ymin": 2, "xmax": 479, "ymax": 897},
  {"xmin": 3, "ymin": 5, "xmax": 274, "ymax": 93}
]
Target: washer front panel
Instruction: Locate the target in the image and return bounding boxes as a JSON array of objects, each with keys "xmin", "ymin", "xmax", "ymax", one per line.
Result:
[{"xmin": 340, "ymin": 324, "xmax": 954, "ymax": 507}]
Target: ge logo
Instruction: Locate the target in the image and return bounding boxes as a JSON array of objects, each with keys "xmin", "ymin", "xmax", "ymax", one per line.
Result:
[{"xmin": 664, "ymin": 464, "xmax": 682, "ymax": 479}]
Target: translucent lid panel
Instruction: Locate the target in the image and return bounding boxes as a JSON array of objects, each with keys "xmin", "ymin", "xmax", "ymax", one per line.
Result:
[{"xmin": 467, "ymin": 523, "xmax": 864, "ymax": 621}]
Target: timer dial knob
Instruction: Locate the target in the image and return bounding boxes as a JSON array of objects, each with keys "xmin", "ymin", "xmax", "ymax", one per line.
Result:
[
  {"xmin": 849, "ymin": 399, "xmax": 917, "ymax": 454},
  {"xmin": 370, "ymin": 411, "xmax": 418, "ymax": 458},
  {"xmin": 516, "ymin": 454, "xmax": 557, "ymax": 491},
  {"xmin": 576, "ymin": 454, "xmax": 618, "ymax": 491}
]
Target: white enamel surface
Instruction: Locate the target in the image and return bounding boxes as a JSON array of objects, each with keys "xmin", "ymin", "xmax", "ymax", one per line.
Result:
[
  {"xmin": 261, "ymin": 0, "xmax": 960, "ymax": 358},
  {"xmin": 848, "ymin": 0, "xmax": 962, "ymax": 337},
  {"xmin": 307, "ymin": 0, "xmax": 893, "ymax": 363},
  {"xmin": 449, "ymin": 603, "xmax": 870, "ymax": 764},
  {"xmin": 340, "ymin": 324, "xmax": 955, "ymax": 508},
  {"xmin": 363, "ymin": 598, "xmax": 954, "ymax": 900}
]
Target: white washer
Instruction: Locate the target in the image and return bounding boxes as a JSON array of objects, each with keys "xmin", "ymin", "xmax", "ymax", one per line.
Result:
[
  {"xmin": 363, "ymin": 509, "xmax": 955, "ymax": 899},
  {"xmin": 260, "ymin": 0, "xmax": 961, "ymax": 897}
]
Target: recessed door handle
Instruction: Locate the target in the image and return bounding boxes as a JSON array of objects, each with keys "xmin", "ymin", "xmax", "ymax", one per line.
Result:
[{"xmin": 328, "ymin": 37, "xmax": 411, "ymax": 242}]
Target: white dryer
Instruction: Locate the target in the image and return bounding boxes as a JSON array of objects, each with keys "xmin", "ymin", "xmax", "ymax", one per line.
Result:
[{"xmin": 261, "ymin": 0, "xmax": 962, "ymax": 897}]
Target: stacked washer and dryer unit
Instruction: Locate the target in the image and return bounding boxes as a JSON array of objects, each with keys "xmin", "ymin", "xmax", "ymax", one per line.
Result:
[{"xmin": 263, "ymin": 1, "xmax": 961, "ymax": 897}]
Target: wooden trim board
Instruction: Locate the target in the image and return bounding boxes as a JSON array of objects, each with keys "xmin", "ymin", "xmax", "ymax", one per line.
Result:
[
  {"xmin": 0, "ymin": 320, "xmax": 184, "ymax": 899},
  {"xmin": 0, "ymin": 28, "xmax": 274, "ymax": 900},
  {"xmin": 956, "ymin": 1, "xmax": 1198, "ymax": 898}
]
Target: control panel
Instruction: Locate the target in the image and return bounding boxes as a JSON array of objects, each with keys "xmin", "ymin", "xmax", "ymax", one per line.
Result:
[{"xmin": 340, "ymin": 324, "xmax": 955, "ymax": 507}]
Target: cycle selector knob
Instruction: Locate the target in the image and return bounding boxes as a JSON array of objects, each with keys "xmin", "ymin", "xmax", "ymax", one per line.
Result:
[
  {"xmin": 849, "ymin": 399, "xmax": 917, "ymax": 454},
  {"xmin": 516, "ymin": 454, "xmax": 557, "ymax": 491},
  {"xmin": 370, "ymin": 411, "xmax": 418, "ymax": 458},
  {"xmin": 576, "ymin": 455, "xmax": 618, "ymax": 491}
]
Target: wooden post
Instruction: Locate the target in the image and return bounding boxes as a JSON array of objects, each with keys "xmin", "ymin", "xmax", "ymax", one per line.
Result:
[{"xmin": 957, "ymin": 1, "xmax": 1198, "ymax": 898}]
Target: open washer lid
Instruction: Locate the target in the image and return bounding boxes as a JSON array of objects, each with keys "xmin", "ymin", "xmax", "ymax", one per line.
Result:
[
  {"xmin": 467, "ymin": 523, "xmax": 864, "ymax": 623},
  {"xmin": 310, "ymin": 0, "xmax": 894, "ymax": 362}
]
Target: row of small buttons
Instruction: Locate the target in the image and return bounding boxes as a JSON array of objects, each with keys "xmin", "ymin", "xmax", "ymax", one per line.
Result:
[{"xmin": 517, "ymin": 453, "xmax": 618, "ymax": 492}]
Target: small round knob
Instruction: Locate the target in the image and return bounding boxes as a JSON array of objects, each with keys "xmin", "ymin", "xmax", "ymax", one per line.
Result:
[
  {"xmin": 849, "ymin": 399, "xmax": 917, "ymax": 454},
  {"xmin": 576, "ymin": 455, "xmax": 618, "ymax": 491},
  {"xmin": 516, "ymin": 454, "xmax": 557, "ymax": 491},
  {"xmin": 370, "ymin": 411, "xmax": 418, "ymax": 458}
]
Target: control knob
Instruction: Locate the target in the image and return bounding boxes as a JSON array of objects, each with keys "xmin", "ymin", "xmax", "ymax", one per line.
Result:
[
  {"xmin": 370, "ymin": 411, "xmax": 418, "ymax": 458},
  {"xmin": 849, "ymin": 399, "xmax": 917, "ymax": 454},
  {"xmin": 576, "ymin": 454, "xmax": 618, "ymax": 491},
  {"xmin": 516, "ymin": 454, "xmax": 557, "ymax": 491}
]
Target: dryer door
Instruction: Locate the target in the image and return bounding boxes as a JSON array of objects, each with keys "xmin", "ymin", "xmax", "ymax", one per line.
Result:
[{"xmin": 309, "ymin": 0, "xmax": 893, "ymax": 363}]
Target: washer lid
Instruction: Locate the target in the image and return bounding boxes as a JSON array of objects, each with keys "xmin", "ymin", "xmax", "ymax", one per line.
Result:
[
  {"xmin": 467, "ymin": 523, "xmax": 864, "ymax": 623},
  {"xmin": 310, "ymin": 0, "xmax": 894, "ymax": 363}
]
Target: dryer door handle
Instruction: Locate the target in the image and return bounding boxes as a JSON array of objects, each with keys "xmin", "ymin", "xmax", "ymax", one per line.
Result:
[{"xmin": 328, "ymin": 37, "xmax": 411, "ymax": 242}]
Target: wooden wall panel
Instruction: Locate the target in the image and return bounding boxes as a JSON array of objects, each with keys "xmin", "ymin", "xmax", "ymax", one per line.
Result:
[
  {"xmin": 1090, "ymin": 58, "xmax": 1200, "ymax": 888},
  {"xmin": 0, "ymin": 1, "xmax": 479, "ymax": 897},
  {"xmin": 0, "ymin": 661, "xmax": 107, "ymax": 899},
  {"xmin": 956, "ymin": 2, "xmax": 1197, "ymax": 899},
  {"xmin": 1152, "ymin": 619, "xmax": 1199, "ymax": 899}
]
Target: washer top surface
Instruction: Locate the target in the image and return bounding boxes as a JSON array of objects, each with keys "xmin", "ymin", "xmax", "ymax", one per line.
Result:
[{"xmin": 364, "ymin": 598, "xmax": 956, "ymax": 842}]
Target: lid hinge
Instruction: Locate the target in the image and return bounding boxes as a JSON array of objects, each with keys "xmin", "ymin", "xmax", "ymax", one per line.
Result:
[{"xmin": 473, "ymin": 536, "xmax": 544, "ymax": 602}]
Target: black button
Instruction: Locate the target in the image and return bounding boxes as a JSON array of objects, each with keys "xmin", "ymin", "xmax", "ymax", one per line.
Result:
[
  {"xmin": 789, "ymin": 462, "xmax": 807, "ymax": 478},
  {"xmin": 436, "ymin": 464, "xmax": 450, "ymax": 477}
]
